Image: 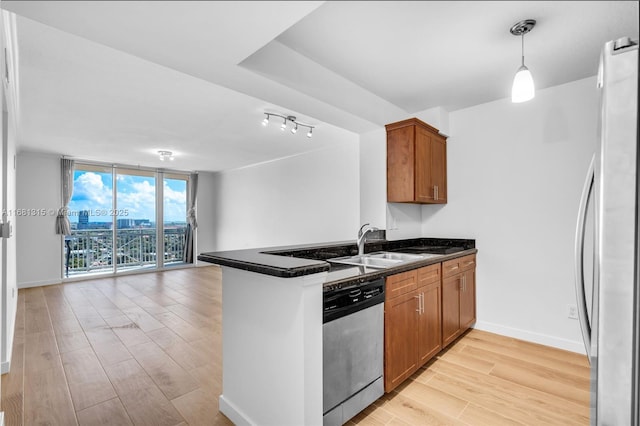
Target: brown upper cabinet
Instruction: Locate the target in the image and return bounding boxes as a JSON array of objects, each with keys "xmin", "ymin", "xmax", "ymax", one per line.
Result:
[{"xmin": 386, "ymin": 118, "xmax": 447, "ymax": 204}]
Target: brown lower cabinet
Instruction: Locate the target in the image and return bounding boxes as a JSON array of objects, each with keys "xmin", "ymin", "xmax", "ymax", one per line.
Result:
[
  {"xmin": 442, "ymin": 254, "xmax": 476, "ymax": 348},
  {"xmin": 384, "ymin": 264, "xmax": 442, "ymax": 392},
  {"xmin": 384, "ymin": 254, "xmax": 476, "ymax": 393}
]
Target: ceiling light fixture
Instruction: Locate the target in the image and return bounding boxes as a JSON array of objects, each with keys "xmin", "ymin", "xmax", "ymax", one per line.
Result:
[
  {"xmin": 158, "ymin": 150, "xmax": 174, "ymax": 161},
  {"xmin": 510, "ymin": 19, "xmax": 536, "ymax": 103},
  {"xmin": 262, "ymin": 113, "xmax": 315, "ymax": 138}
]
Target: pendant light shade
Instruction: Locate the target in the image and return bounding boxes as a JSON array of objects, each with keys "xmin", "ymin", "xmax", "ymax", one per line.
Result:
[
  {"xmin": 510, "ymin": 19, "xmax": 536, "ymax": 103},
  {"xmin": 512, "ymin": 64, "xmax": 535, "ymax": 103}
]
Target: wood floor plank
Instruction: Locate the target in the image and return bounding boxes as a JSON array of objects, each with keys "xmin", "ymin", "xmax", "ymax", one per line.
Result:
[
  {"xmin": 459, "ymin": 402, "xmax": 527, "ymax": 426},
  {"xmin": 153, "ymin": 311, "xmax": 204, "ymax": 342},
  {"xmin": 76, "ymin": 397, "xmax": 133, "ymax": 426},
  {"xmin": 24, "ymin": 288, "xmax": 54, "ymax": 335},
  {"xmin": 121, "ymin": 306, "xmax": 166, "ymax": 333},
  {"xmin": 56, "ymin": 330, "xmax": 91, "ymax": 354},
  {"xmin": 146, "ymin": 327, "xmax": 209, "ymax": 371},
  {"xmin": 24, "ymin": 331, "xmax": 61, "ymax": 373},
  {"xmin": 61, "ymin": 346, "xmax": 117, "ymax": 411},
  {"xmin": 23, "ymin": 366, "xmax": 78, "ymax": 426},
  {"xmin": 1, "ymin": 341, "xmax": 24, "ymax": 426},
  {"xmin": 127, "ymin": 341, "xmax": 199, "ymax": 400},
  {"xmin": 104, "ymin": 315, "xmax": 152, "ymax": 348},
  {"xmin": 381, "ymin": 391, "xmax": 468, "ymax": 425},
  {"xmin": 118, "ymin": 386, "xmax": 185, "ymax": 426},
  {"xmin": 103, "ymin": 358, "xmax": 157, "ymax": 396},
  {"xmin": 428, "ymin": 360, "xmax": 588, "ymax": 424},
  {"xmin": 461, "ymin": 331, "xmax": 590, "ymax": 378},
  {"xmin": 399, "ymin": 378, "xmax": 468, "ymax": 418}
]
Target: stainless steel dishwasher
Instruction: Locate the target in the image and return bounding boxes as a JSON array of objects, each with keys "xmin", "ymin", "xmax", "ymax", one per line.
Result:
[{"xmin": 323, "ymin": 278, "xmax": 385, "ymax": 425}]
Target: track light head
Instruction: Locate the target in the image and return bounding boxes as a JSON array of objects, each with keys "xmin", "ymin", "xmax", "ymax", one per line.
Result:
[
  {"xmin": 307, "ymin": 128, "xmax": 313, "ymax": 138},
  {"xmin": 262, "ymin": 114, "xmax": 269, "ymax": 126}
]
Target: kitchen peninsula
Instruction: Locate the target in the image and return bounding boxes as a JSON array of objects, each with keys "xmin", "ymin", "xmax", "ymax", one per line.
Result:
[{"xmin": 198, "ymin": 237, "xmax": 476, "ymax": 426}]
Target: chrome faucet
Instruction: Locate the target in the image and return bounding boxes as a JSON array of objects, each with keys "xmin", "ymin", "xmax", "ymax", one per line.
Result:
[{"xmin": 357, "ymin": 223, "xmax": 379, "ymax": 255}]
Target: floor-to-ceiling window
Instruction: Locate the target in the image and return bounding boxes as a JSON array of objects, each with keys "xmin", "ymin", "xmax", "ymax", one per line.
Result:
[{"xmin": 64, "ymin": 163, "xmax": 190, "ymax": 277}]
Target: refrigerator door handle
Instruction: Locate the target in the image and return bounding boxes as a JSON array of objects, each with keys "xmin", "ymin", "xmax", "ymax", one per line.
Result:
[{"xmin": 574, "ymin": 155, "xmax": 594, "ymax": 361}]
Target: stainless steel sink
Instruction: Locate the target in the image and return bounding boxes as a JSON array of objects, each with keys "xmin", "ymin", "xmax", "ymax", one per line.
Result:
[{"xmin": 328, "ymin": 251, "xmax": 440, "ymax": 269}]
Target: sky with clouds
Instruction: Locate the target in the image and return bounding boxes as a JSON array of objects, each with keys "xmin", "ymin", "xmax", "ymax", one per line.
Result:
[{"xmin": 69, "ymin": 171, "xmax": 187, "ymax": 224}]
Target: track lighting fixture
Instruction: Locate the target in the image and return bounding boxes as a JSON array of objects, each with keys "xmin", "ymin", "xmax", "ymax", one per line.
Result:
[
  {"xmin": 262, "ymin": 112, "xmax": 315, "ymax": 138},
  {"xmin": 510, "ymin": 19, "xmax": 536, "ymax": 103},
  {"xmin": 158, "ymin": 150, "xmax": 174, "ymax": 161}
]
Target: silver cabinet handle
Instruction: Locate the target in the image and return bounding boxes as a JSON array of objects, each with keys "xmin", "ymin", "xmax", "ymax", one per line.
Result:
[
  {"xmin": 574, "ymin": 155, "xmax": 594, "ymax": 361},
  {"xmin": 414, "ymin": 294, "xmax": 420, "ymax": 312},
  {"xmin": 420, "ymin": 292, "xmax": 424, "ymax": 314}
]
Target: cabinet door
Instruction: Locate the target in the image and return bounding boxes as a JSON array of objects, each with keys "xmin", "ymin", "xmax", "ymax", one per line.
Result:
[
  {"xmin": 387, "ymin": 126, "xmax": 415, "ymax": 202},
  {"xmin": 384, "ymin": 290, "xmax": 419, "ymax": 392},
  {"xmin": 460, "ymin": 268, "xmax": 476, "ymax": 330},
  {"xmin": 414, "ymin": 126, "xmax": 434, "ymax": 202},
  {"xmin": 442, "ymin": 274, "xmax": 461, "ymax": 347},
  {"xmin": 417, "ymin": 282, "xmax": 442, "ymax": 364},
  {"xmin": 431, "ymin": 134, "xmax": 447, "ymax": 203}
]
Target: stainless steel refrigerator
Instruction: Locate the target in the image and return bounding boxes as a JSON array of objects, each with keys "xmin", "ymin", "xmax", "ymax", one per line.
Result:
[{"xmin": 575, "ymin": 36, "xmax": 639, "ymax": 425}]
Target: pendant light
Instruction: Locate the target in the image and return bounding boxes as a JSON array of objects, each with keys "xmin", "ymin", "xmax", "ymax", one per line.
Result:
[{"xmin": 510, "ymin": 19, "xmax": 536, "ymax": 103}]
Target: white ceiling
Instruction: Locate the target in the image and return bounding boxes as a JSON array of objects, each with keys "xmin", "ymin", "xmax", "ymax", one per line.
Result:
[{"xmin": 1, "ymin": 1, "xmax": 638, "ymax": 172}]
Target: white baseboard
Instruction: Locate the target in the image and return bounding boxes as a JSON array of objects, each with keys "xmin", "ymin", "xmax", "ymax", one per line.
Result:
[
  {"xmin": 474, "ymin": 320, "xmax": 587, "ymax": 355},
  {"xmin": 219, "ymin": 394, "xmax": 253, "ymax": 426},
  {"xmin": 1, "ymin": 361, "xmax": 11, "ymax": 374},
  {"xmin": 18, "ymin": 278, "xmax": 62, "ymax": 289}
]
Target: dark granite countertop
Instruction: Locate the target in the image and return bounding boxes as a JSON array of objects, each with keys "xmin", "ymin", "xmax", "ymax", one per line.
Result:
[{"xmin": 198, "ymin": 237, "xmax": 476, "ymax": 286}]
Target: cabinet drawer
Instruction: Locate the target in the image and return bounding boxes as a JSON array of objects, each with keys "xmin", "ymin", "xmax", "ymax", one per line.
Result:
[
  {"xmin": 442, "ymin": 258, "xmax": 462, "ymax": 278},
  {"xmin": 417, "ymin": 263, "xmax": 441, "ymax": 288},
  {"xmin": 459, "ymin": 254, "xmax": 476, "ymax": 272},
  {"xmin": 386, "ymin": 270, "xmax": 418, "ymax": 300},
  {"xmin": 443, "ymin": 254, "xmax": 475, "ymax": 278}
]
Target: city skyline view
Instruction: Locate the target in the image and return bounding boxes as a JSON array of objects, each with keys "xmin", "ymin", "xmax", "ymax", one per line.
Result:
[{"xmin": 68, "ymin": 170, "xmax": 188, "ymax": 224}]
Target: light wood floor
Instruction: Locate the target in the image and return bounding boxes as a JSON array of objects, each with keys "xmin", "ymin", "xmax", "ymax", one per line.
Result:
[
  {"xmin": 0, "ymin": 266, "xmax": 590, "ymax": 425},
  {"xmin": 349, "ymin": 329, "xmax": 590, "ymax": 426}
]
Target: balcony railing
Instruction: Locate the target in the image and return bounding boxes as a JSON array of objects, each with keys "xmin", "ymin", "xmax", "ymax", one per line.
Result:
[{"xmin": 65, "ymin": 226, "xmax": 187, "ymax": 276}]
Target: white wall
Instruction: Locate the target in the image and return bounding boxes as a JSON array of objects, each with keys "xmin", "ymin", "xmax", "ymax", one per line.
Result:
[
  {"xmin": 211, "ymin": 139, "xmax": 360, "ymax": 251},
  {"xmin": 359, "ymin": 128, "xmax": 386, "ymax": 229},
  {"xmin": 422, "ymin": 77, "xmax": 598, "ymax": 352},
  {"xmin": 16, "ymin": 152, "xmax": 62, "ymax": 288}
]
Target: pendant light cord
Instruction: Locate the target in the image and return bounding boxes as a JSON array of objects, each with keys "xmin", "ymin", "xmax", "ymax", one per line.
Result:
[{"xmin": 521, "ymin": 33, "xmax": 525, "ymax": 66}]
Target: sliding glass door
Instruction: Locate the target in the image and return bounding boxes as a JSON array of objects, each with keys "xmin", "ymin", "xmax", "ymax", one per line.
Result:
[
  {"xmin": 65, "ymin": 164, "xmax": 190, "ymax": 277},
  {"xmin": 115, "ymin": 168, "xmax": 157, "ymax": 271},
  {"xmin": 66, "ymin": 164, "xmax": 115, "ymax": 276}
]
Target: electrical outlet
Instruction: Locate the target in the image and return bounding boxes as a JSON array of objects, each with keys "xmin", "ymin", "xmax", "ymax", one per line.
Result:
[{"xmin": 567, "ymin": 304, "xmax": 578, "ymax": 319}]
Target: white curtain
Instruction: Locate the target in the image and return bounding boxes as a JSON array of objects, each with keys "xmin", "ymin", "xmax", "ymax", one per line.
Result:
[
  {"xmin": 55, "ymin": 158, "xmax": 75, "ymax": 235},
  {"xmin": 183, "ymin": 173, "xmax": 198, "ymax": 263}
]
